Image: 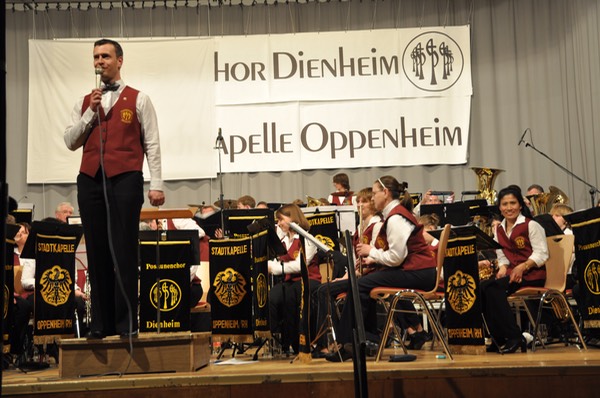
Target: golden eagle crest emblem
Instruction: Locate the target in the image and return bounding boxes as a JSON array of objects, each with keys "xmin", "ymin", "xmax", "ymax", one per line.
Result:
[
  {"xmin": 446, "ymin": 270, "xmax": 477, "ymax": 315},
  {"xmin": 40, "ymin": 265, "xmax": 73, "ymax": 307},
  {"xmin": 213, "ymin": 267, "xmax": 247, "ymax": 307}
]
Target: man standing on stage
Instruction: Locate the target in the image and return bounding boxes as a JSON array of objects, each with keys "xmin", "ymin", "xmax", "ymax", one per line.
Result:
[{"xmin": 64, "ymin": 38, "xmax": 165, "ymax": 338}]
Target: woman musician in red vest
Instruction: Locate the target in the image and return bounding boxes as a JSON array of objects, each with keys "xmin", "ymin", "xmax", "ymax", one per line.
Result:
[
  {"xmin": 312, "ymin": 187, "xmax": 382, "ymax": 357},
  {"xmin": 268, "ymin": 204, "xmax": 322, "ymax": 355},
  {"xmin": 326, "ymin": 176, "xmax": 437, "ymax": 362},
  {"xmin": 481, "ymin": 185, "xmax": 549, "ymax": 354},
  {"xmin": 327, "ymin": 173, "xmax": 356, "ymax": 206}
]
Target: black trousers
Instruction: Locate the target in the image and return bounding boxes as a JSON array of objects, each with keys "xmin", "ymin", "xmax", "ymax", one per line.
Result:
[
  {"xmin": 77, "ymin": 170, "xmax": 144, "ymax": 335},
  {"xmin": 480, "ymin": 276, "xmax": 544, "ymax": 344},
  {"xmin": 335, "ymin": 267, "xmax": 436, "ymax": 345},
  {"xmin": 269, "ymin": 279, "xmax": 321, "ymax": 354},
  {"xmin": 313, "ymin": 280, "xmax": 349, "ymax": 348}
]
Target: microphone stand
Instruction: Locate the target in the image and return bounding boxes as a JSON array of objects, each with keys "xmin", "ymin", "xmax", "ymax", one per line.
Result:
[
  {"xmin": 522, "ymin": 140, "xmax": 600, "ymax": 208},
  {"xmin": 214, "ymin": 131, "xmax": 226, "ymax": 234}
]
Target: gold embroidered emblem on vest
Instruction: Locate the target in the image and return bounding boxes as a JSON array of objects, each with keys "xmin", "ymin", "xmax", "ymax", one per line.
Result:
[
  {"xmin": 120, "ymin": 108, "xmax": 134, "ymax": 124},
  {"xmin": 213, "ymin": 267, "xmax": 247, "ymax": 307},
  {"xmin": 150, "ymin": 279, "xmax": 182, "ymax": 311},
  {"xmin": 514, "ymin": 236, "xmax": 526, "ymax": 249},
  {"xmin": 40, "ymin": 265, "xmax": 73, "ymax": 307},
  {"xmin": 447, "ymin": 270, "xmax": 477, "ymax": 315}
]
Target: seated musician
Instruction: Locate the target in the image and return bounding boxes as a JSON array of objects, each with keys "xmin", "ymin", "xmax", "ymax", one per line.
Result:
[
  {"xmin": 312, "ymin": 187, "xmax": 382, "ymax": 357},
  {"xmin": 11, "ymin": 222, "xmax": 35, "ymax": 359},
  {"xmin": 327, "ymin": 173, "xmax": 356, "ymax": 206},
  {"xmin": 481, "ymin": 185, "xmax": 548, "ymax": 354},
  {"xmin": 326, "ymin": 176, "xmax": 437, "ymax": 362},
  {"xmin": 141, "ymin": 217, "xmax": 206, "ymax": 307},
  {"xmin": 268, "ymin": 204, "xmax": 321, "ymax": 355}
]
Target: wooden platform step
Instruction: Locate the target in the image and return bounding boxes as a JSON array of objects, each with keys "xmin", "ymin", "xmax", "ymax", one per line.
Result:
[{"xmin": 57, "ymin": 331, "xmax": 211, "ymax": 378}]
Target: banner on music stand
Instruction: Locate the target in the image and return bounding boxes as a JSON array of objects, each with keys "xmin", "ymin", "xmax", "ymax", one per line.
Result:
[
  {"xmin": 139, "ymin": 239, "xmax": 192, "ymax": 332},
  {"xmin": 564, "ymin": 207, "xmax": 600, "ymax": 329},
  {"xmin": 443, "ymin": 234, "xmax": 485, "ymax": 354},
  {"xmin": 251, "ymin": 230, "xmax": 270, "ymax": 337},
  {"xmin": 209, "ymin": 237, "xmax": 253, "ymax": 342},
  {"xmin": 33, "ymin": 233, "xmax": 77, "ymax": 344},
  {"xmin": 305, "ymin": 212, "xmax": 339, "ymax": 252}
]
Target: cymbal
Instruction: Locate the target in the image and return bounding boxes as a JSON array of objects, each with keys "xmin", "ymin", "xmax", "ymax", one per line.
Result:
[{"xmin": 214, "ymin": 199, "xmax": 238, "ymax": 209}]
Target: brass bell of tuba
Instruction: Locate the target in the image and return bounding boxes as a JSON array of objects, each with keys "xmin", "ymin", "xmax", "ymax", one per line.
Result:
[
  {"xmin": 472, "ymin": 167, "xmax": 503, "ymax": 205},
  {"xmin": 526, "ymin": 186, "xmax": 570, "ymax": 216}
]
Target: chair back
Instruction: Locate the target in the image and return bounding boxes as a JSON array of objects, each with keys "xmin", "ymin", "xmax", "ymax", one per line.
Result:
[
  {"xmin": 429, "ymin": 224, "xmax": 451, "ymax": 294},
  {"xmin": 544, "ymin": 234, "xmax": 575, "ymax": 292},
  {"xmin": 13, "ymin": 264, "xmax": 25, "ymax": 296}
]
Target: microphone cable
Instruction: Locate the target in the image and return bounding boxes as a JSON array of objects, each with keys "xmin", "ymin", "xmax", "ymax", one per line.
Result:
[{"xmin": 91, "ymin": 86, "xmax": 135, "ymax": 377}]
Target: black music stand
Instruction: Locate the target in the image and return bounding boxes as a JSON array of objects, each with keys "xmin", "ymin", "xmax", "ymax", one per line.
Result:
[
  {"xmin": 428, "ymin": 225, "xmax": 502, "ymax": 251},
  {"xmin": 194, "ymin": 210, "xmax": 222, "ymax": 239},
  {"xmin": 534, "ymin": 214, "xmax": 564, "ymax": 237},
  {"xmin": 21, "ymin": 221, "xmax": 84, "ymax": 260},
  {"xmin": 139, "ymin": 208, "xmax": 193, "ymax": 334},
  {"xmin": 223, "ymin": 208, "xmax": 275, "ymax": 238},
  {"xmin": 343, "ymin": 230, "xmax": 368, "ymax": 398},
  {"xmin": 421, "ymin": 202, "xmax": 470, "ymax": 226}
]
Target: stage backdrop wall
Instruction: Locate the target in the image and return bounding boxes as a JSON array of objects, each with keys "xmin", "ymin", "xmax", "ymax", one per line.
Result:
[
  {"xmin": 5, "ymin": 0, "xmax": 600, "ymax": 218},
  {"xmin": 27, "ymin": 27, "xmax": 471, "ymax": 182}
]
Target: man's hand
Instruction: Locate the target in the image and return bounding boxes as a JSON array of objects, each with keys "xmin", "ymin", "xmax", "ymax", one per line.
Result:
[
  {"xmin": 89, "ymin": 88, "xmax": 102, "ymax": 113},
  {"xmin": 148, "ymin": 190, "xmax": 165, "ymax": 207}
]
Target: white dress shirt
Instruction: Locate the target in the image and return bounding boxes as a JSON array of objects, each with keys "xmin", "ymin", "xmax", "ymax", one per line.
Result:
[
  {"xmin": 63, "ymin": 79, "xmax": 163, "ymax": 191},
  {"xmin": 368, "ymin": 200, "xmax": 415, "ymax": 267}
]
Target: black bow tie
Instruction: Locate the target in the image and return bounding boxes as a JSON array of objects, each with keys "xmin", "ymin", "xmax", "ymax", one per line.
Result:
[{"xmin": 102, "ymin": 83, "xmax": 120, "ymax": 93}]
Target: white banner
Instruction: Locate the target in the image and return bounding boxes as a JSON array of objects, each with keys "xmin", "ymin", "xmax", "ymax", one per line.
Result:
[{"xmin": 26, "ymin": 27, "xmax": 471, "ymax": 183}]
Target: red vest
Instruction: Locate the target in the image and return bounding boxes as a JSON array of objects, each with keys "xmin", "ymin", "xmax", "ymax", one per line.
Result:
[
  {"xmin": 80, "ymin": 86, "xmax": 144, "ymax": 178},
  {"xmin": 497, "ymin": 219, "xmax": 546, "ymax": 282},
  {"xmin": 375, "ymin": 204, "xmax": 436, "ymax": 271},
  {"xmin": 330, "ymin": 191, "xmax": 354, "ymax": 206},
  {"xmin": 279, "ymin": 237, "xmax": 321, "ymax": 282}
]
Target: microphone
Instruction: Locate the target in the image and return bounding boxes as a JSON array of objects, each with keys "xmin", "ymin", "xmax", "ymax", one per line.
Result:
[
  {"xmin": 95, "ymin": 67, "xmax": 103, "ymax": 89},
  {"xmin": 518, "ymin": 128, "xmax": 529, "ymax": 146},
  {"xmin": 215, "ymin": 128, "xmax": 223, "ymax": 147},
  {"xmin": 430, "ymin": 191, "xmax": 453, "ymax": 196}
]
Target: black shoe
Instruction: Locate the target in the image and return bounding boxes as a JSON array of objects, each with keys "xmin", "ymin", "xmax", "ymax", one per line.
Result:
[
  {"xmin": 311, "ymin": 350, "xmax": 328, "ymax": 359},
  {"xmin": 486, "ymin": 344, "xmax": 500, "ymax": 353},
  {"xmin": 120, "ymin": 330, "xmax": 139, "ymax": 338},
  {"xmin": 325, "ymin": 345, "xmax": 353, "ymax": 362},
  {"xmin": 86, "ymin": 330, "xmax": 106, "ymax": 339},
  {"xmin": 407, "ymin": 331, "xmax": 428, "ymax": 350},
  {"xmin": 500, "ymin": 337, "xmax": 527, "ymax": 354},
  {"xmin": 364, "ymin": 340, "xmax": 379, "ymax": 357}
]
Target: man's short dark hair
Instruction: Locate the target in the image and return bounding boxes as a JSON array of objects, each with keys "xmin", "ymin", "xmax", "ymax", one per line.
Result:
[{"xmin": 94, "ymin": 38, "xmax": 123, "ymax": 58}]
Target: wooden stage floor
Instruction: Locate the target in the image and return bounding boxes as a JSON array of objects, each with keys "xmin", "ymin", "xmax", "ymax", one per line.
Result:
[{"xmin": 3, "ymin": 340, "xmax": 600, "ymax": 398}]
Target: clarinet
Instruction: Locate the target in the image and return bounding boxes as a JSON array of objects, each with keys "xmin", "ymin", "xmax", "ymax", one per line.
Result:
[{"xmin": 84, "ymin": 270, "xmax": 92, "ymax": 325}]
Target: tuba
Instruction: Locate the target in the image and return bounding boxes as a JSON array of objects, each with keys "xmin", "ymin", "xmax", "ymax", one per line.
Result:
[
  {"xmin": 471, "ymin": 167, "xmax": 503, "ymax": 205},
  {"xmin": 526, "ymin": 186, "xmax": 570, "ymax": 216}
]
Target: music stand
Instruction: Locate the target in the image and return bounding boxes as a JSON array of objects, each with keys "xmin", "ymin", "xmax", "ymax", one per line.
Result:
[
  {"xmin": 21, "ymin": 221, "xmax": 83, "ymax": 260},
  {"xmin": 421, "ymin": 202, "xmax": 470, "ymax": 226},
  {"xmin": 139, "ymin": 208, "xmax": 193, "ymax": 333},
  {"xmin": 428, "ymin": 225, "xmax": 502, "ymax": 251},
  {"xmin": 223, "ymin": 208, "xmax": 275, "ymax": 239},
  {"xmin": 534, "ymin": 214, "xmax": 564, "ymax": 237}
]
